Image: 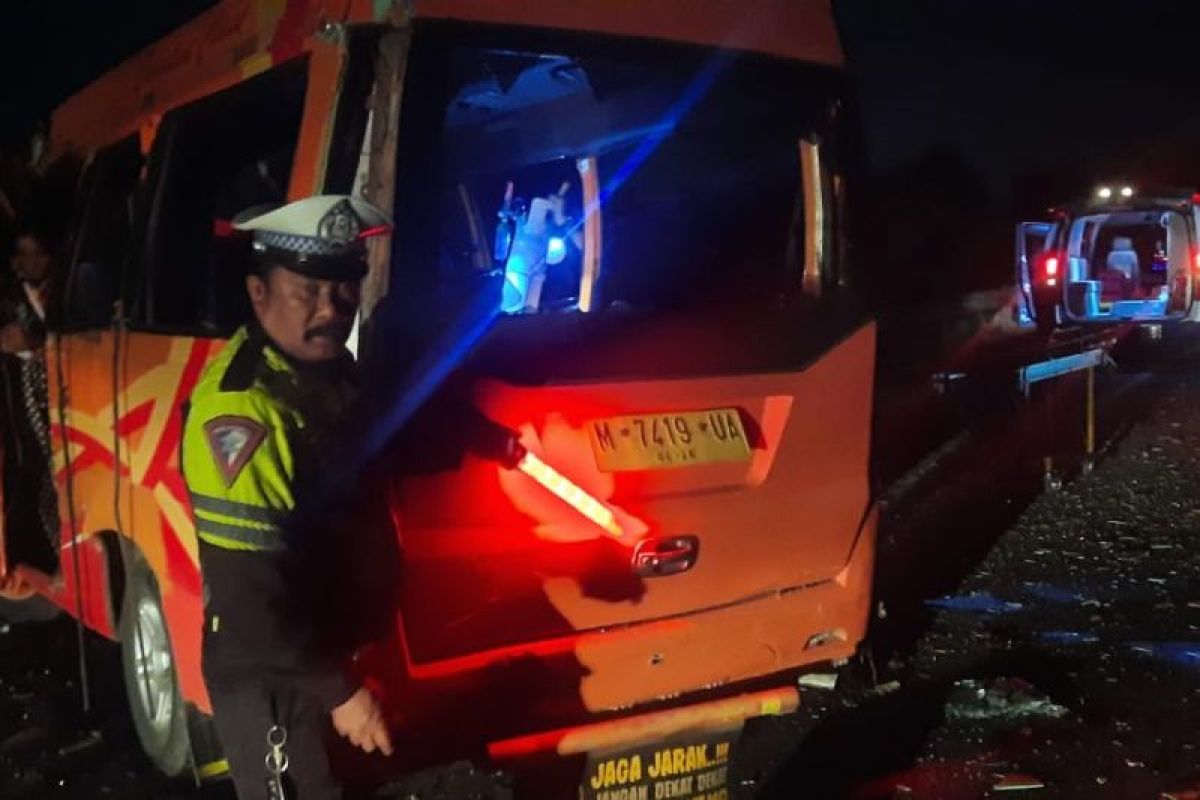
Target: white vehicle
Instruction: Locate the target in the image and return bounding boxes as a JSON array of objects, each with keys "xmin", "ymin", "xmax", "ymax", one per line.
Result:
[{"xmin": 1015, "ymin": 185, "xmax": 1200, "ymax": 331}]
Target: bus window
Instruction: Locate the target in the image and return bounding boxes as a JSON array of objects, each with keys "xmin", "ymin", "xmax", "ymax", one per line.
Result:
[
  {"xmin": 59, "ymin": 135, "xmax": 142, "ymax": 331},
  {"xmin": 135, "ymin": 58, "xmax": 308, "ymax": 334},
  {"xmin": 389, "ymin": 23, "xmax": 841, "ymax": 322}
]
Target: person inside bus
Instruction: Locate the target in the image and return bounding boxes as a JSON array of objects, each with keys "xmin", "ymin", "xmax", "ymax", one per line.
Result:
[
  {"xmin": 182, "ymin": 195, "xmax": 394, "ymax": 800},
  {"xmin": 1, "ymin": 222, "xmax": 52, "ymax": 350},
  {"xmin": 0, "ymin": 222, "xmax": 58, "ymax": 578}
]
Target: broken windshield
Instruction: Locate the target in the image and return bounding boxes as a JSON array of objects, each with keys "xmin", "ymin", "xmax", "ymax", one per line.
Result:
[{"xmin": 388, "ymin": 21, "xmax": 846, "ymax": 317}]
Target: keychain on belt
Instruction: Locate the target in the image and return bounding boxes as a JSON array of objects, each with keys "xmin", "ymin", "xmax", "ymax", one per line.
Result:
[{"xmin": 266, "ymin": 724, "xmax": 289, "ymax": 800}]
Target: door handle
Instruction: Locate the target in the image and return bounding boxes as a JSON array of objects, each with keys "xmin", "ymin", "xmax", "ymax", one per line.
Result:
[{"xmin": 632, "ymin": 535, "xmax": 699, "ymax": 578}]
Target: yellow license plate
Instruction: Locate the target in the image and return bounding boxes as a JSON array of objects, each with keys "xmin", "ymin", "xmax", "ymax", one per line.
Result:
[{"xmin": 587, "ymin": 408, "xmax": 752, "ymax": 471}]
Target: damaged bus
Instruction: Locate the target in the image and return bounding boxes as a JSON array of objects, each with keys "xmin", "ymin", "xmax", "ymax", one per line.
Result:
[{"xmin": 0, "ymin": 1, "xmax": 876, "ymax": 794}]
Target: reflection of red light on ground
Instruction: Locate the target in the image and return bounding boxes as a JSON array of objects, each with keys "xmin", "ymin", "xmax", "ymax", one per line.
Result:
[{"xmin": 516, "ymin": 451, "xmax": 624, "ymax": 538}]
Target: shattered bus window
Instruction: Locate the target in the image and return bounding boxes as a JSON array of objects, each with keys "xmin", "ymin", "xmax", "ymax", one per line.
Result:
[{"xmin": 391, "ymin": 23, "xmax": 843, "ymax": 322}]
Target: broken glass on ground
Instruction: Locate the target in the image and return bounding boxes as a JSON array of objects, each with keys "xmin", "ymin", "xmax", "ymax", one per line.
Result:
[{"xmin": 944, "ymin": 677, "xmax": 1070, "ymax": 722}]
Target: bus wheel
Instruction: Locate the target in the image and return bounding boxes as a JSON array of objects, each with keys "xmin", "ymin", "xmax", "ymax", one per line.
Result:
[{"xmin": 120, "ymin": 553, "xmax": 191, "ymax": 776}]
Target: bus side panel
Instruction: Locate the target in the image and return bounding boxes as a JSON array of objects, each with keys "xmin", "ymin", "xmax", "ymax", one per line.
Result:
[
  {"xmin": 50, "ymin": 0, "xmax": 380, "ymax": 158},
  {"xmin": 49, "ymin": 330, "xmax": 221, "ymax": 709},
  {"xmin": 47, "ymin": 331, "xmax": 122, "ymax": 637},
  {"xmin": 119, "ymin": 333, "xmax": 224, "ymax": 712}
]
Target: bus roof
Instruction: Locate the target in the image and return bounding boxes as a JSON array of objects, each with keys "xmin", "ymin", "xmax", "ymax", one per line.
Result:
[
  {"xmin": 51, "ymin": 0, "xmax": 842, "ymax": 157},
  {"xmin": 413, "ymin": 0, "xmax": 843, "ymax": 68}
]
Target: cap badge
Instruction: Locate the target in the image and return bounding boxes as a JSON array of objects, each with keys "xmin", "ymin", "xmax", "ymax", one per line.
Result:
[{"xmin": 317, "ymin": 198, "xmax": 361, "ymax": 245}]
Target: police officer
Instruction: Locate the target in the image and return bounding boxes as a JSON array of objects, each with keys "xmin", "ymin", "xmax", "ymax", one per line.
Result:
[{"xmin": 182, "ymin": 195, "xmax": 393, "ymax": 799}]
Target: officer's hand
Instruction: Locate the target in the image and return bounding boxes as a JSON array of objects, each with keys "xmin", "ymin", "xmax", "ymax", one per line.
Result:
[{"xmin": 331, "ymin": 686, "xmax": 393, "ymax": 756}]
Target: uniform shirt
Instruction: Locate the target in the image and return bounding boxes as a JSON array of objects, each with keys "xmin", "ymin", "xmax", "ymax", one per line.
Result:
[{"xmin": 182, "ymin": 324, "xmax": 361, "ymax": 710}]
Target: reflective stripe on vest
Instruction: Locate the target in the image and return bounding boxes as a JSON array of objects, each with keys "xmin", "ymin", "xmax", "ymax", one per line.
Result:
[
  {"xmin": 196, "ymin": 519, "xmax": 285, "ymax": 552},
  {"xmin": 191, "ymin": 492, "xmax": 286, "ymax": 552},
  {"xmin": 190, "ymin": 492, "xmax": 287, "ymax": 527}
]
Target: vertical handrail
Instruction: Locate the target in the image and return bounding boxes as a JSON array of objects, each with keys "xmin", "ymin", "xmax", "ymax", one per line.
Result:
[{"xmin": 576, "ymin": 156, "xmax": 602, "ymax": 313}]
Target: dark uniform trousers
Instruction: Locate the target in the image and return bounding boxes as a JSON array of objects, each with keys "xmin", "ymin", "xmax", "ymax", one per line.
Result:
[
  {"xmin": 208, "ymin": 678, "xmax": 340, "ymax": 800},
  {"xmin": 200, "ymin": 535, "xmax": 354, "ymax": 800}
]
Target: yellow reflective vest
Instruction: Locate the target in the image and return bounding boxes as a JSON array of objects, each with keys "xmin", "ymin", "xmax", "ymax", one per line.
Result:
[
  {"xmin": 183, "ymin": 327, "xmax": 302, "ymax": 552},
  {"xmin": 182, "ymin": 324, "xmax": 360, "ymax": 708}
]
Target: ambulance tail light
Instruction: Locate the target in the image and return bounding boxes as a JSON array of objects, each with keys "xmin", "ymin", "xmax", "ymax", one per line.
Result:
[{"xmin": 1041, "ymin": 253, "xmax": 1060, "ymax": 287}]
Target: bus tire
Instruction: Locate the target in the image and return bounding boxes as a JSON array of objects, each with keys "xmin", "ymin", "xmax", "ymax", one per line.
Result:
[{"xmin": 119, "ymin": 552, "xmax": 191, "ymax": 777}]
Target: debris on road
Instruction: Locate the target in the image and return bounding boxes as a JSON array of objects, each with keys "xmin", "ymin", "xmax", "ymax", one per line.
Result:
[
  {"xmin": 796, "ymin": 673, "xmax": 838, "ymax": 691},
  {"xmin": 1129, "ymin": 642, "xmax": 1200, "ymax": 669},
  {"xmin": 944, "ymin": 677, "xmax": 1069, "ymax": 722},
  {"xmin": 993, "ymin": 772, "xmax": 1046, "ymax": 791},
  {"xmin": 925, "ymin": 593, "xmax": 1024, "ymax": 615},
  {"xmin": 1022, "ymin": 582, "xmax": 1092, "ymax": 605},
  {"xmin": 1038, "ymin": 630, "xmax": 1100, "ymax": 645},
  {"xmin": 56, "ymin": 730, "xmax": 102, "ymax": 758},
  {"xmin": 851, "ymin": 758, "xmax": 998, "ymax": 799}
]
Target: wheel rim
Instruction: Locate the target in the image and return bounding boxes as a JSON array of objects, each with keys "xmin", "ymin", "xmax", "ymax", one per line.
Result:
[{"xmin": 132, "ymin": 593, "xmax": 175, "ymax": 737}]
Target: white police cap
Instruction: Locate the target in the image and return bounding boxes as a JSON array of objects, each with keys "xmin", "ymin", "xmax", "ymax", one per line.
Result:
[{"xmin": 232, "ymin": 195, "xmax": 391, "ymax": 280}]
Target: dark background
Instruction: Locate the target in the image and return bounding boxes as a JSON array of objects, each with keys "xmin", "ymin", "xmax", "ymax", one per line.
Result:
[
  {"xmin": 2, "ymin": 0, "xmax": 1198, "ymax": 304},
  {"xmin": 835, "ymin": 0, "xmax": 1200, "ymax": 305}
]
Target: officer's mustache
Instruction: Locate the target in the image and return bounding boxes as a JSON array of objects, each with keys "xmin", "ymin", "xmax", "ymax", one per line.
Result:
[{"xmin": 304, "ymin": 321, "xmax": 348, "ymax": 342}]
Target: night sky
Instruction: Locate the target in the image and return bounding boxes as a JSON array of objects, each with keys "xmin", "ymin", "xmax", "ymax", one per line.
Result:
[
  {"xmin": 837, "ymin": 0, "xmax": 1200, "ymax": 197},
  {"xmin": 0, "ymin": 0, "xmax": 214, "ymax": 147},
  {"xmin": 4, "ymin": 1, "xmax": 1198, "ymax": 188}
]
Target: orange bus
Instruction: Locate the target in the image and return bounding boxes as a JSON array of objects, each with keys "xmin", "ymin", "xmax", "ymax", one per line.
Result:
[{"xmin": 2, "ymin": 0, "xmax": 877, "ymax": 794}]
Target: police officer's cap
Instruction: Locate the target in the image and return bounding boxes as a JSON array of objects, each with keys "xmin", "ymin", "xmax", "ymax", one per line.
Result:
[{"xmin": 232, "ymin": 195, "xmax": 391, "ymax": 281}]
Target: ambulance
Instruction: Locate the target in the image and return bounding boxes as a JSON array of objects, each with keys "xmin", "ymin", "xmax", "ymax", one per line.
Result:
[{"xmin": 1016, "ymin": 184, "xmax": 1200, "ymax": 332}]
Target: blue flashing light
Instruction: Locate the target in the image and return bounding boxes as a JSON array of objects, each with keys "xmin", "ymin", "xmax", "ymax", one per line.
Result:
[
  {"xmin": 547, "ymin": 237, "xmax": 566, "ymax": 263},
  {"xmin": 569, "ymin": 51, "xmax": 733, "ymax": 237}
]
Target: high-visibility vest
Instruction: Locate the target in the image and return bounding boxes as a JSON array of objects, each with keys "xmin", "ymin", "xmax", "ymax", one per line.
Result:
[{"xmin": 182, "ymin": 325, "xmax": 352, "ymax": 552}]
